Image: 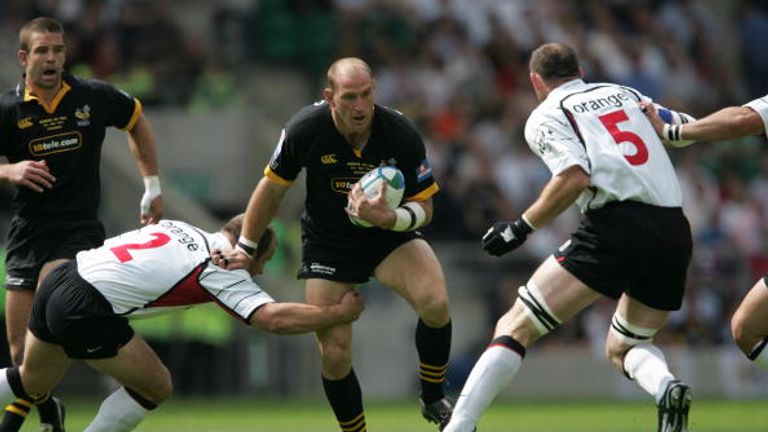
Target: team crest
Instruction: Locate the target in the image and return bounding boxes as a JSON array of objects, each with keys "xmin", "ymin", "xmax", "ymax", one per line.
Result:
[{"xmin": 75, "ymin": 105, "xmax": 91, "ymax": 126}]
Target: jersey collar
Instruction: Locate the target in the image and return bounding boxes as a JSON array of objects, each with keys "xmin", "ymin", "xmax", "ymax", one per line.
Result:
[
  {"xmin": 547, "ymin": 78, "xmax": 585, "ymax": 101},
  {"xmin": 22, "ymin": 73, "xmax": 72, "ymax": 114}
]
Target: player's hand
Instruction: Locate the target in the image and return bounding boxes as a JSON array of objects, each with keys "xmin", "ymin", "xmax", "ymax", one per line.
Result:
[
  {"xmin": 481, "ymin": 218, "xmax": 534, "ymax": 256},
  {"xmin": 338, "ymin": 290, "xmax": 365, "ymax": 322},
  {"xmin": 345, "ymin": 181, "xmax": 392, "ymax": 227},
  {"xmin": 140, "ymin": 176, "xmax": 163, "ymax": 224},
  {"xmin": 140, "ymin": 195, "xmax": 164, "ymax": 225},
  {"xmin": 211, "ymin": 248, "xmax": 253, "ymax": 271},
  {"xmin": 639, "ymin": 102, "xmax": 664, "ymax": 136},
  {"xmin": 3, "ymin": 160, "xmax": 55, "ymax": 192}
]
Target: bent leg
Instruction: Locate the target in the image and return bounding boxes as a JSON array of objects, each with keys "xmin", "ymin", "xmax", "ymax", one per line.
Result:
[
  {"xmin": 731, "ymin": 278, "xmax": 768, "ymax": 368},
  {"xmin": 84, "ymin": 334, "xmax": 172, "ymax": 431},
  {"xmin": 446, "ymin": 256, "xmax": 600, "ymax": 432},
  {"xmin": 306, "ymin": 279, "xmax": 365, "ymax": 432},
  {"xmin": 607, "ymin": 295, "xmax": 673, "ymax": 398},
  {"xmin": 375, "ymin": 239, "xmax": 453, "ymax": 426}
]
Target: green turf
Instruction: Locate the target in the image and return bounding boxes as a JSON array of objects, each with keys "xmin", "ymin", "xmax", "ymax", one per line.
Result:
[{"xmin": 18, "ymin": 397, "xmax": 768, "ymax": 431}]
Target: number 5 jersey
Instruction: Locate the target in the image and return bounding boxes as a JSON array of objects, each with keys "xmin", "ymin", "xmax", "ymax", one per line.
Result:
[{"xmin": 524, "ymin": 79, "xmax": 684, "ymax": 212}]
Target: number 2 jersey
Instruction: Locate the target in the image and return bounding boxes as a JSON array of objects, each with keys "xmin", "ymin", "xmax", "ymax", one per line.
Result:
[
  {"xmin": 524, "ymin": 79, "xmax": 682, "ymax": 212},
  {"xmin": 75, "ymin": 220, "xmax": 275, "ymax": 320}
]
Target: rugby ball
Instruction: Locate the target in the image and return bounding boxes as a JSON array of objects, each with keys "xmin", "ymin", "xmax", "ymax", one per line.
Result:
[{"xmin": 349, "ymin": 166, "xmax": 405, "ymax": 227}]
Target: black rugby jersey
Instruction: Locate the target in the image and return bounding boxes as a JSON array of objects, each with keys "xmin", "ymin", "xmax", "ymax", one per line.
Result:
[
  {"xmin": 265, "ymin": 102, "xmax": 439, "ymax": 238},
  {"xmin": 0, "ymin": 73, "xmax": 140, "ymax": 220}
]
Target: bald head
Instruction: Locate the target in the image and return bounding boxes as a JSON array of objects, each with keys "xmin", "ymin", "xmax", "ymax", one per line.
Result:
[{"xmin": 327, "ymin": 57, "xmax": 373, "ymax": 91}]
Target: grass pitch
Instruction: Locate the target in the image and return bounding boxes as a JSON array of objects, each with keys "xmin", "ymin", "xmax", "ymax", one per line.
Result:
[{"xmin": 19, "ymin": 397, "xmax": 768, "ymax": 431}]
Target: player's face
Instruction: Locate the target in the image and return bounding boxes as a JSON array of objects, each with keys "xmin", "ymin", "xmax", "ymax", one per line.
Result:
[
  {"xmin": 19, "ymin": 31, "xmax": 65, "ymax": 92},
  {"xmin": 328, "ymin": 73, "xmax": 375, "ymax": 137}
]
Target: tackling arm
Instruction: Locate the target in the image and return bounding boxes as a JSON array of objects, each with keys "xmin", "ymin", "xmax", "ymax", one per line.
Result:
[
  {"xmin": 249, "ymin": 290, "xmax": 364, "ymax": 334},
  {"xmin": 680, "ymin": 106, "xmax": 765, "ymax": 141}
]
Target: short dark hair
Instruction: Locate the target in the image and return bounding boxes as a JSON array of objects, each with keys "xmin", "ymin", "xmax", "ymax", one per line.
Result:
[
  {"xmin": 529, "ymin": 43, "xmax": 580, "ymax": 84},
  {"xmin": 19, "ymin": 17, "xmax": 64, "ymax": 52},
  {"xmin": 220, "ymin": 214, "xmax": 275, "ymax": 260}
]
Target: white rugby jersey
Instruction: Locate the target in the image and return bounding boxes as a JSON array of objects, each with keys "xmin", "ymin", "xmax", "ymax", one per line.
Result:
[
  {"xmin": 75, "ymin": 220, "xmax": 275, "ymax": 320},
  {"xmin": 744, "ymin": 95, "xmax": 768, "ymax": 138},
  {"xmin": 524, "ymin": 79, "xmax": 682, "ymax": 212}
]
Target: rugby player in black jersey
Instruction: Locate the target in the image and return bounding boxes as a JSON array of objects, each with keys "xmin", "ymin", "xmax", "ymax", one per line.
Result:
[
  {"xmin": 0, "ymin": 17, "xmax": 163, "ymax": 432},
  {"xmin": 213, "ymin": 57, "xmax": 455, "ymax": 431}
]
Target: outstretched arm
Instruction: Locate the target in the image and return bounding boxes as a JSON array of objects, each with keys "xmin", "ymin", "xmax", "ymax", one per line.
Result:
[
  {"xmin": 250, "ymin": 290, "xmax": 364, "ymax": 334},
  {"xmin": 127, "ymin": 114, "xmax": 163, "ymax": 224},
  {"xmin": 680, "ymin": 106, "xmax": 765, "ymax": 141},
  {"xmin": 482, "ymin": 165, "xmax": 589, "ymax": 257}
]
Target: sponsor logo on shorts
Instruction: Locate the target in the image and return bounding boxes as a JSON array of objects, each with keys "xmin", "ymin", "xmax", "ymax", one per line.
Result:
[
  {"xmin": 86, "ymin": 345, "xmax": 103, "ymax": 353},
  {"xmin": 308, "ymin": 263, "xmax": 336, "ymax": 276},
  {"xmin": 4, "ymin": 276, "xmax": 27, "ymax": 287}
]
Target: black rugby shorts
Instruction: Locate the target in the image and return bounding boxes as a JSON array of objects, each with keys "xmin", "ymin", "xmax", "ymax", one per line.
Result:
[
  {"xmin": 5, "ymin": 217, "xmax": 105, "ymax": 291},
  {"xmin": 299, "ymin": 227, "xmax": 421, "ymax": 283},
  {"xmin": 29, "ymin": 261, "xmax": 134, "ymax": 359},
  {"xmin": 554, "ymin": 201, "xmax": 692, "ymax": 311}
]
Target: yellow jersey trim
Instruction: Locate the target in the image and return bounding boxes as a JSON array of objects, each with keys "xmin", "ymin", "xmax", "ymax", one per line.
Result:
[
  {"xmin": 24, "ymin": 81, "xmax": 71, "ymax": 114},
  {"xmin": 264, "ymin": 167, "xmax": 294, "ymax": 187}
]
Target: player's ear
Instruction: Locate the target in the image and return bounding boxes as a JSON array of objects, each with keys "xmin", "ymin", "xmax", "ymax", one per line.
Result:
[
  {"xmin": 323, "ymin": 87, "xmax": 334, "ymax": 105},
  {"xmin": 17, "ymin": 50, "xmax": 27, "ymax": 67}
]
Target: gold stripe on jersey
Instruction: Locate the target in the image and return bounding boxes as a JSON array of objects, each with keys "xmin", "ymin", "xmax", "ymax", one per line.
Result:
[
  {"xmin": 24, "ymin": 80, "xmax": 71, "ymax": 114},
  {"xmin": 122, "ymin": 98, "xmax": 143, "ymax": 131},
  {"xmin": 264, "ymin": 167, "xmax": 294, "ymax": 187},
  {"xmin": 407, "ymin": 182, "xmax": 439, "ymax": 202}
]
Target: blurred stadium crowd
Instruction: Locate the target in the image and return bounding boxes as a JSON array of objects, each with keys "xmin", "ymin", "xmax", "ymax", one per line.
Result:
[{"xmin": 2, "ymin": 0, "xmax": 768, "ymax": 357}]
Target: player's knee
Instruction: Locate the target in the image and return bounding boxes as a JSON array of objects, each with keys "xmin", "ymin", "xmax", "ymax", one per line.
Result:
[
  {"xmin": 318, "ymin": 339, "xmax": 353, "ymax": 376},
  {"xmin": 145, "ymin": 369, "xmax": 173, "ymax": 405},
  {"xmin": 414, "ymin": 291, "xmax": 450, "ymax": 327},
  {"xmin": 514, "ymin": 282, "xmax": 561, "ymax": 338},
  {"xmin": 606, "ymin": 312, "xmax": 659, "ymax": 370}
]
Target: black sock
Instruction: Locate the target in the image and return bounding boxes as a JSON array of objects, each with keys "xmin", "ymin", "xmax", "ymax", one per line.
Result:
[
  {"xmin": 0, "ymin": 399, "xmax": 32, "ymax": 432},
  {"xmin": 321, "ymin": 369, "xmax": 365, "ymax": 432},
  {"xmin": 416, "ymin": 319, "xmax": 452, "ymax": 404},
  {"xmin": 37, "ymin": 395, "xmax": 62, "ymax": 426}
]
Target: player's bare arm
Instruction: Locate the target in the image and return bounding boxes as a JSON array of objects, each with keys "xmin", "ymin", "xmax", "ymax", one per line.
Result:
[
  {"xmin": 524, "ymin": 165, "xmax": 590, "ymax": 228},
  {"xmin": 681, "ymin": 106, "xmax": 764, "ymax": 140},
  {"xmin": 213, "ymin": 177, "xmax": 288, "ymax": 270},
  {"xmin": 128, "ymin": 114, "xmax": 163, "ymax": 224},
  {"xmin": 249, "ymin": 290, "xmax": 364, "ymax": 334},
  {"xmin": 482, "ymin": 165, "xmax": 589, "ymax": 257},
  {"xmin": 0, "ymin": 160, "xmax": 56, "ymax": 192}
]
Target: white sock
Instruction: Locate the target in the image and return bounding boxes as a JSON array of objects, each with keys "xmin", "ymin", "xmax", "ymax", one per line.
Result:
[
  {"xmin": 84, "ymin": 387, "xmax": 149, "ymax": 432},
  {"xmin": 749, "ymin": 339, "xmax": 768, "ymax": 370},
  {"xmin": 623, "ymin": 344, "xmax": 674, "ymax": 403},
  {"xmin": 444, "ymin": 345, "xmax": 523, "ymax": 432},
  {"xmin": 0, "ymin": 368, "xmax": 16, "ymax": 402}
]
